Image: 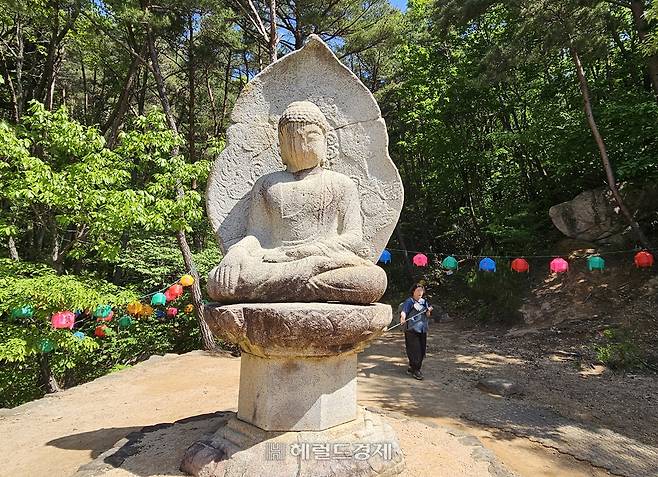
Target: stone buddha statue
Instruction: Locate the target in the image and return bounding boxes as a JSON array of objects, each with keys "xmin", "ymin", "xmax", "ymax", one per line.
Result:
[{"xmin": 207, "ymin": 100, "xmax": 387, "ymax": 305}]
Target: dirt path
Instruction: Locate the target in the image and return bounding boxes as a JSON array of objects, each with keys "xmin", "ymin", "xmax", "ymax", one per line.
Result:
[
  {"xmin": 1, "ymin": 323, "xmax": 656, "ymax": 476},
  {"xmin": 360, "ymin": 323, "xmax": 658, "ymax": 476}
]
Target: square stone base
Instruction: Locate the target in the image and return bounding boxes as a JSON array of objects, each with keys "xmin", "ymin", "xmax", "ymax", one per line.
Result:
[
  {"xmin": 238, "ymin": 352, "xmax": 357, "ymax": 431},
  {"xmin": 181, "ymin": 408, "xmax": 405, "ymax": 477}
]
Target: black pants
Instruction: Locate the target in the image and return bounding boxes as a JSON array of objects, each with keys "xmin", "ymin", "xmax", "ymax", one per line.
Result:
[{"xmin": 404, "ymin": 329, "xmax": 427, "ymax": 372}]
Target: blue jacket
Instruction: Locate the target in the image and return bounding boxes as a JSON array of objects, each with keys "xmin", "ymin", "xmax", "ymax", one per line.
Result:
[{"xmin": 401, "ymin": 297, "xmax": 430, "ymax": 333}]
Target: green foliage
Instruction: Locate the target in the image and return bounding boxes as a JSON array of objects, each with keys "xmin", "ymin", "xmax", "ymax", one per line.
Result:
[
  {"xmin": 114, "ymin": 112, "xmax": 210, "ymax": 234},
  {"xmin": 0, "ymin": 258, "xmax": 203, "ymax": 408},
  {"xmin": 0, "ymin": 103, "xmax": 209, "ymax": 270},
  {"xmin": 0, "ymin": 260, "xmax": 133, "ymax": 363},
  {"xmin": 595, "ymin": 327, "xmax": 643, "ymax": 370},
  {"xmin": 114, "ymin": 237, "xmax": 220, "ymax": 290},
  {"xmin": 461, "ymin": 265, "xmax": 526, "ymax": 324},
  {"xmin": 376, "ymin": 0, "xmax": 658, "ymax": 260}
]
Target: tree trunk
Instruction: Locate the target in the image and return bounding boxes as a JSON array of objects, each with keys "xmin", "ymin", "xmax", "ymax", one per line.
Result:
[
  {"xmin": 15, "ymin": 19, "xmax": 24, "ymax": 118},
  {"xmin": 38, "ymin": 3, "xmax": 80, "ymax": 110},
  {"xmin": 629, "ymin": 0, "xmax": 658, "ymax": 101},
  {"xmin": 219, "ymin": 54, "xmax": 233, "ymax": 134},
  {"xmin": 80, "ymin": 51, "xmax": 88, "ymax": 120},
  {"xmin": 37, "ymin": 4, "xmax": 60, "ymax": 107},
  {"xmin": 187, "ymin": 14, "xmax": 196, "ymax": 165},
  {"xmin": 176, "ymin": 231, "xmax": 216, "ymax": 350},
  {"xmin": 206, "ymin": 68, "xmax": 219, "ymax": 136},
  {"xmin": 103, "ymin": 41, "xmax": 147, "ymax": 148},
  {"xmin": 569, "ymin": 43, "xmax": 651, "ymax": 248},
  {"xmin": 0, "ymin": 51, "xmax": 20, "ymax": 122},
  {"xmin": 395, "ymin": 224, "xmax": 415, "ymax": 282},
  {"xmin": 146, "ymin": 18, "xmax": 216, "ymax": 350},
  {"xmin": 38, "ymin": 353, "xmax": 61, "ymax": 394},
  {"xmin": 8, "ymin": 236, "xmax": 19, "ymax": 260},
  {"xmin": 147, "ymin": 25, "xmax": 177, "ymax": 132},
  {"xmin": 268, "ymin": 0, "xmax": 278, "ymax": 62},
  {"xmin": 138, "ymin": 66, "xmax": 148, "ymax": 115}
]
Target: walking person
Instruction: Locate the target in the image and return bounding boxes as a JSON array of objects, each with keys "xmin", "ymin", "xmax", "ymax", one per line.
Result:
[{"xmin": 400, "ymin": 283, "xmax": 433, "ymax": 380}]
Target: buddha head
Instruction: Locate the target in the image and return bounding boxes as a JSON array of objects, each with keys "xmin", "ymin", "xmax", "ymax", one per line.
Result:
[{"xmin": 278, "ymin": 101, "xmax": 329, "ymax": 172}]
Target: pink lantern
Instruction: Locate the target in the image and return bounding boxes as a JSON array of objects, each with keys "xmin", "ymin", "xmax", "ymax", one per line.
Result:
[
  {"xmin": 550, "ymin": 257, "xmax": 569, "ymax": 274},
  {"xmin": 166, "ymin": 307, "xmax": 178, "ymax": 317},
  {"xmin": 412, "ymin": 253, "xmax": 429, "ymax": 267},
  {"xmin": 164, "ymin": 289, "xmax": 177, "ymax": 302},
  {"xmin": 51, "ymin": 311, "xmax": 75, "ymax": 330}
]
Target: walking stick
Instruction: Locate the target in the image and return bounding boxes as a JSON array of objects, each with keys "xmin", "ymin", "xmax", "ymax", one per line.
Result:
[{"xmin": 384, "ymin": 306, "xmax": 428, "ymax": 332}]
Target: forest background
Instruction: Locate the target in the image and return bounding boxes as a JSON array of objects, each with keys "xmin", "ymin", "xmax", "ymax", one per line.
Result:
[{"xmin": 1, "ymin": 0, "xmax": 657, "ymax": 407}]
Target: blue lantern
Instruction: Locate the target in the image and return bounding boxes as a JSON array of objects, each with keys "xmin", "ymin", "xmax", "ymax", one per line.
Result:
[
  {"xmin": 479, "ymin": 257, "xmax": 496, "ymax": 272},
  {"xmin": 73, "ymin": 331, "xmax": 86, "ymax": 340},
  {"xmin": 378, "ymin": 249, "xmax": 392, "ymax": 264}
]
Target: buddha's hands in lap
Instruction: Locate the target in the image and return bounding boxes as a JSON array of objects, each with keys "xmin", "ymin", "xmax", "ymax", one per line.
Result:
[
  {"xmin": 267, "ymin": 241, "xmax": 368, "ymax": 262},
  {"xmin": 262, "ymin": 248, "xmax": 294, "ymax": 263},
  {"xmin": 281, "ymin": 244, "xmax": 325, "ymax": 260},
  {"xmin": 217, "ymin": 247, "xmax": 250, "ymax": 293},
  {"xmin": 262, "ymin": 244, "xmax": 325, "ymax": 262}
]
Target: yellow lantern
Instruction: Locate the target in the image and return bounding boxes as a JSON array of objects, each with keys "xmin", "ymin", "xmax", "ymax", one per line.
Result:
[
  {"xmin": 184, "ymin": 304, "xmax": 194, "ymax": 314},
  {"xmin": 139, "ymin": 304, "xmax": 154, "ymax": 317},
  {"xmin": 180, "ymin": 274, "xmax": 195, "ymax": 287},
  {"xmin": 127, "ymin": 301, "xmax": 143, "ymax": 316}
]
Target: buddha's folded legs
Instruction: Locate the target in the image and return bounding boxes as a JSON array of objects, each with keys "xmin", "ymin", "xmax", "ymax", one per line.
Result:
[
  {"xmin": 307, "ymin": 266, "xmax": 386, "ymax": 304},
  {"xmin": 208, "ymin": 258, "xmax": 386, "ymax": 305}
]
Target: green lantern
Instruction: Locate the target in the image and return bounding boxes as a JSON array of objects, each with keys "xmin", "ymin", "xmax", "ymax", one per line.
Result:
[
  {"xmin": 442, "ymin": 256, "xmax": 459, "ymax": 271},
  {"xmin": 151, "ymin": 293, "xmax": 167, "ymax": 306},
  {"xmin": 11, "ymin": 306, "xmax": 34, "ymax": 319},
  {"xmin": 39, "ymin": 339, "xmax": 55, "ymax": 353},
  {"xmin": 118, "ymin": 315, "xmax": 133, "ymax": 329},
  {"xmin": 94, "ymin": 304, "xmax": 112, "ymax": 318},
  {"xmin": 587, "ymin": 256, "xmax": 605, "ymax": 271}
]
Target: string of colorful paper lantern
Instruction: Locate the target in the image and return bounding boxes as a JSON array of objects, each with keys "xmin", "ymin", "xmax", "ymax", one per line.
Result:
[
  {"xmin": 9, "ymin": 273, "xmax": 199, "ymax": 351},
  {"xmin": 377, "ymin": 248, "xmax": 656, "ymax": 274}
]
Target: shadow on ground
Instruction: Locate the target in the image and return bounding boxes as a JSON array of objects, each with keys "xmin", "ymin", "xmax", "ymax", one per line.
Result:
[{"xmin": 48, "ymin": 412, "xmax": 230, "ymax": 476}]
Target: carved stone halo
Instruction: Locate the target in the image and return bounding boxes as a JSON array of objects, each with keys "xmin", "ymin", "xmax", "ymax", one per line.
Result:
[{"xmin": 206, "ymin": 35, "xmax": 404, "ymax": 262}]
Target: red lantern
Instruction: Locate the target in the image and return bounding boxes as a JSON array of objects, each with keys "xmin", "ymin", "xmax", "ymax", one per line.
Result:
[
  {"xmin": 511, "ymin": 258, "xmax": 529, "ymax": 273},
  {"xmin": 412, "ymin": 253, "xmax": 429, "ymax": 267},
  {"xmin": 164, "ymin": 289, "xmax": 177, "ymax": 302},
  {"xmin": 95, "ymin": 324, "xmax": 108, "ymax": 338},
  {"xmin": 550, "ymin": 258, "xmax": 569, "ymax": 274},
  {"xmin": 167, "ymin": 307, "xmax": 178, "ymax": 317},
  {"xmin": 168, "ymin": 284, "xmax": 184, "ymax": 298},
  {"xmin": 634, "ymin": 251, "xmax": 654, "ymax": 268},
  {"xmin": 51, "ymin": 311, "xmax": 75, "ymax": 329}
]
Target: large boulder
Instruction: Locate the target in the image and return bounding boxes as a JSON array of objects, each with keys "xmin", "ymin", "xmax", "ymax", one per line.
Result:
[{"xmin": 549, "ymin": 184, "xmax": 658, "ymax": 245}]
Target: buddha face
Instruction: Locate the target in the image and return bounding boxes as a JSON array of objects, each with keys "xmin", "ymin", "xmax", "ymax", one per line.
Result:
[{"xmin": 278, "ymin": 121, "xmax": 327, "ymax": 173}]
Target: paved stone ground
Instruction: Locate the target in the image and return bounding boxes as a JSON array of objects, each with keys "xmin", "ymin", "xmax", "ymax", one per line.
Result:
[{"xmin": 462, "ymin": 401, "xmax": 658, "ymax": 477}]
